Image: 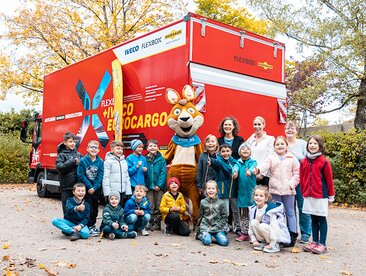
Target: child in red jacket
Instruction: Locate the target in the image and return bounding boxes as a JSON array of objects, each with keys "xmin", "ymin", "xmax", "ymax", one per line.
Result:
[{"xmin": 300, "ymin": 135, "xmax": 335, "ymax": 254}]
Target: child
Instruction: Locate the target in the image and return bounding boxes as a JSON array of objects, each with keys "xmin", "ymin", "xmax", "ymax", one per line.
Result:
[
  {"xmin": 77, "ymin": 140, "xmax": 104, "ymax": 237},
  {"xmin": 124, "ymin": 185, "xmax": 151, "ymax": 236},
  {"xmin": 196, "ymin": 134, "xmax": 219, "ymax": 195},
  {"xmin": 100, "ymin": 191, "xmax": 137, "ymax": 240},
  {"xmin": 195, "ymin": 180, "xmax": 229, "ymax": 246},
  {"xmin": 300, "ymin": 135, "xmax": 335, "ymax": 254},
  {"xmin": 103, "ymin": 140, "xmax": 132, "ymax": 207},
  {"xmin": 159, "ymin": 177, "xmax": 190, "ymax": 236},
  {"xmin": 232, "ymin": 142, "xmax": 257, "ymax": 242},
  {"xmin": 254, "ymin": 136, "xmax": 300, "ymax": 247},
  {"xmin": 145, "ymin": 139, "xmax": 167, "ymax": 231},
  {"xmin": 248, "ymin": 185, "xmax": 290, "ymax": 253},
  {"xmin": 51, "ymin": 183, "xmax": 90, "ymax": 241},
  {"xmin": 210, "ymin": 143, "xmax": 241, "ymax": 235},
  {"xmin": 127, "ymin": 139, "xmax": 147, "ymax": 190},
  {"xmin": 56, "ymin": 132, "xmax": 83, "ymax": 215}
]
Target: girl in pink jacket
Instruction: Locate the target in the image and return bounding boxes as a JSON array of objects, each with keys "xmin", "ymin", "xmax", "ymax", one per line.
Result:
[{"xmin": 254, "ymin": 136, "xmax": 300, "ymax": 246}]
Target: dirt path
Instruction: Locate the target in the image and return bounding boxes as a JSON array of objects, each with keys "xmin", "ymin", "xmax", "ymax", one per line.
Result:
[{"xmin": 1, "ymin": 185, "xmax": 365, "ymax": 275}]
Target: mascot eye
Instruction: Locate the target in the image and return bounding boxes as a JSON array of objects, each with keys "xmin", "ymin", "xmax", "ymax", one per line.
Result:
[
  {"xmin": 173, "ymin": 108, "xmax": 181, "ymax": 115},
  {"xmin": 187, "ymin": 107, "xmax": 195, "ymax": 114}
]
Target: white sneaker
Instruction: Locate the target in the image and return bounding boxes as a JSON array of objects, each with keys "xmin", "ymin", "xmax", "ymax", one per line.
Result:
[
  {"xmin": 263, "ymin": 243, "xmax": 280, "ymax": 253},
  {"xmin": 140, "ymin": 229, "xmax": 149, "ymax": 236}
]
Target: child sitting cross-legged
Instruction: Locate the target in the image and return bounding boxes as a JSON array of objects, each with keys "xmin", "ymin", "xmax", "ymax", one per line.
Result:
[
  {"xmin": 124, "ymin": 185, "xmax": 151, "ymax": 236},
  {"xmin": 159, "ymin": 177, "xmax": 190, "ymax": 236},
  {"xmin": 100, "ymin": 191, "xmax": 137, "ymax": 240}
]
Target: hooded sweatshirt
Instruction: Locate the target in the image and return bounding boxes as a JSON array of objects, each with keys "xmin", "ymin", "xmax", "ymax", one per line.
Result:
[{"xmin": 77, "ymin": 154, "xmax": 104, "ymax": 191}]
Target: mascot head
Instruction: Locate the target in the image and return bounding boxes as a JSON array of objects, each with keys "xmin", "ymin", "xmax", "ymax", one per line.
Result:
[{"xmin": 166, "ymin": 85, "xmax": 204, "ymax": 138}]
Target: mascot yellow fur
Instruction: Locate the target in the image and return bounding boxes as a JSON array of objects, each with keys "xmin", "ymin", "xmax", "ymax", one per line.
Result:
[{"xmin": 164, "ymin": 85, "xmax": 203, "ymax": 225}]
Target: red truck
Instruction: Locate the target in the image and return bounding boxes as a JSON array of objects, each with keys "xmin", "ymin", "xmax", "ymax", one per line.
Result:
[{"xmin": 20, "ymin": 13, "xmax": 287, "ymax": 197}]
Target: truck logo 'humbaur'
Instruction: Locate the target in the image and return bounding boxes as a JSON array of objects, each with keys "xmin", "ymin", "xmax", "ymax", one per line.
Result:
[
  {"xmin": 165, "ymin": 29, "xmax": 182, "ymax": 40},
  {"xmin": 75, "ymin": 70, "xmax": 111, "ymax": 149},
  {"xmin": 258, "ymin": 61, "xmax": 273, "ymax": 70}
]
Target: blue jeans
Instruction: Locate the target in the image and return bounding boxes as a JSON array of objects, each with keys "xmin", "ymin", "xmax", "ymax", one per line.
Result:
[
  {"xmin": 125, "ymin": 213, "xmax": 151, "ymax": 231},
  {"xmin": 311, "ymin": 215, "xmax": 327, "ymax": 246},
  {"xmin": 295, "ymin": 185, "xmax": 312, "ymax": 241},
  {"xmin": 201, "ymin": 231, "xmax": 229, "ymax": 246},
  {"xmin": 102, "ymin": 225, "xmax": 129, "ymax": 238},
  {"xmin": 51, "ymin": 217, "xmax": 89, "ymax": 239}
]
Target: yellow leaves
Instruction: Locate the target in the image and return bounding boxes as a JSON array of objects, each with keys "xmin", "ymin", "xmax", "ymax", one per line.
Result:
[
  {"xmin": 3, "ymin": 255, "xmax": 11, "ymax": 261},
  {"xmin": 340, "ymin": 271, "xmax": 353, "ymax": 276},
  {"xmin": 2, "ymin": 243, "xmax": 10, "ymax": 249}
]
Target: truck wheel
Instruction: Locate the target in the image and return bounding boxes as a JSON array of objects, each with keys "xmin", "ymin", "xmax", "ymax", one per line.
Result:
[{"xmin": 37, "ymin": 172, "xmax": 49, "ymax": 198}]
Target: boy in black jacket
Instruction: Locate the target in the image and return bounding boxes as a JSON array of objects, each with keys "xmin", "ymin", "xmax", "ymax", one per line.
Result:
[{"xmin": 56, "ymin": 132, "xmax": 83, "ymax": 214}]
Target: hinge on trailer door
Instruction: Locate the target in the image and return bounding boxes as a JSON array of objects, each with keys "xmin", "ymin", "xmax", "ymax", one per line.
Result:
[
  {"xmin": 240, "ymin": 31, "xmax": 245, "ymax": 48},
  {"xmin": 273, "ymin": 42, "xmax": 279, "ymax": 58},
  {"xmin": 201, "ymin": 18, "xmax": 206, "ymax": 37}
]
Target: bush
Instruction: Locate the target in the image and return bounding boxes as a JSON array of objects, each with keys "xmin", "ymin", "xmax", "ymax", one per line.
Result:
[
  {"xmin": 0, "ymin": 134, "xmax": 30, "ymax": 183},
  {"xmin": 311, "ymin": 129, "xmax": 366, "ymax": 206}
]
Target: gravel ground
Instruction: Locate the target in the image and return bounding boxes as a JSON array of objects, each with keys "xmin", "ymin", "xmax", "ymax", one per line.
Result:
[{"xmin": 1, "ymin": 184, "xmax": 365, "ymax": 276}]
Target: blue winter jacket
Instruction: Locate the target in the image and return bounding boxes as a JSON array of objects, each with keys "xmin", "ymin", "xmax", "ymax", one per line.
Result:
[
  {"xmin": 145, "ymin": 151, "xmax": 167, "ymax": 190},
  {"xmin": 233, "ymin": 157, "xmax": 257, "ymax": 208},
  {"xmin": 77, "ymin": 154, "xmax": 104, "ymax": 191},
  {"xmin": 124, "ymin": 195, "xmax": 151, "ymax": 217},
  {"xmin": 126, "ymin": 153, "xmax": 147, "ymax": 187},
  {"xmin": 211, "ymin": 155, "xmax": 238, "ymax": 198},
  {"xmin": 64, "ymin": 197, "xmax": 90, "ymax": 227}
]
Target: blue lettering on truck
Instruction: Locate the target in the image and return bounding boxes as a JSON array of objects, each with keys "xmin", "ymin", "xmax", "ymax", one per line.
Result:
[{"xmin": 125, "ymin": 45, "xmax": 139, "ymax": 55}]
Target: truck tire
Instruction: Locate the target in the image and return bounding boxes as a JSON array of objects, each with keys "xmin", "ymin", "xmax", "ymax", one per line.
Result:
[{"xmin": 37, "ymin": 172, "xmax": 49, "ymax": 198}]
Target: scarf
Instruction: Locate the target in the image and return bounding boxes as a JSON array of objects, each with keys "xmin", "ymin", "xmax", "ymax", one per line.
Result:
[
  {"xmin": 306, "ymin": 151, "xmax": 322, "ymax": 160},
  {"xmin": 172, "ymin": 134, "xmax": 201, "ymax": 147}
]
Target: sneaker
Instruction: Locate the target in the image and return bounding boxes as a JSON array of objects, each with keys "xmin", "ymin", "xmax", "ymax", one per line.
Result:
[
  {"xmin": 126, "ymin": 231, "xmax": 137, "ymax": 239},
  {"xmin": 299, "ymin": 235, "xmax": 309, "ymax": 244},
  {"xmin": 108, "ymin": 233, "xmax": 115, "ymax": 240},
  {"xmin": 312, "ymin": 244, "xmax": 327, "ymax": 254},
  {"xmin": 235, "ymin": 234, "xmax": 250, "ymax": 242},
  {"xmin": 164, "ymin": 227, "xmax": 173, "ymax": 236},
  {"xmin": 234, "ymin": 228, "xmax": 242, "ymax": 236},
  {"xmin": 263, "ymin": 243, "xmax": 280, "ymax": 253},
  {"xmin": 253, "ymin": 242, "xmax": 265, "ymax": 251},
  {"xmin": 303, "ymin": 241, "xmax": 317, "ymax": 252},
  {"xmin": 70, "ymin": 231, "xmax": 80, "ymax": 241},
  {"xmin": 89, "ymin": 229, "xmax": 99, "ymax": 237},
  {"xmin": 140, "ymin": 229, "xmax": 149, "ymax": 236}
]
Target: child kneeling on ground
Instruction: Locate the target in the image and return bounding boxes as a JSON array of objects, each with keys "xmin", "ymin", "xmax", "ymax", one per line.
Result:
[
  {"xmin": 124, "ymin": 185, "xmax": 151, "ymax": 236},
  {"xmin": 159, "ymin": 177, "xmax": 190, "ymax": 236},
  {"xmin": 51, "ymin": 183, "xmax": 90, "ymax": 241},
  {"xmin": 195, "ymin": 180, "xmax": 229, "ymax": 246},
  {"xmin": 100, "ymin": 191, "xmax": 137, "ymax": 240},
  {"xmin": 248, "ymin": 185, "xmax": 290, "ymax": 253}
]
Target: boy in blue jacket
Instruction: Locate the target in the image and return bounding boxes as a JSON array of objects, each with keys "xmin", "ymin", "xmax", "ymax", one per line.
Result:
[
  {"xmin": 210, "ymin": 143, "xmax": 241, "ymax": 236},
  {"xmin": 145, "ymin": 139, "xmax": 166, "ymax": 231},
  {"xmin": 124, "ymin": 185, "xmax": 151, "ymax": 236},
  {"xmin": 77, "ymin": 140, "xmax": 104, "ymax": 237},
  {"xmin": 126, "ymin": 139, "xmax": 147, "ymax": 191},
  {"xmin": 51, "ymin": 183, "xmax": 90, "ymax": 241}
]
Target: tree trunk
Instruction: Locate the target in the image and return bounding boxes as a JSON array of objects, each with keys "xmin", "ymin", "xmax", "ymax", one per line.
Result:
[{"xmin": 354, "ymin": 76, "xmax": 366, "ymax": 130}]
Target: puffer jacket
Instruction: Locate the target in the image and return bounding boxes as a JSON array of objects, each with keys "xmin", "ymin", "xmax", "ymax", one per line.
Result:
[
  {"xmin": 159, "ymin": 192, "xmax": 186, "ymax": 221},
  {"xmin": 258, "ymin": 152, "xmax": 300, "ymax": 196},
  {"xmin": 100, "ymin": 203, "xmax": 127, "ymax": 230},
  {"xmin": 124, "ymin": 195, "xmax": 151, "ymax": 217},
  {"xmin": 248, "ymin": 201, "xmax": 290, "ymax": 244},
  {"xmin": 233, "ymin": 157, "xmax": 257, "ymax": 208},
  {"xmin": 55, "ymin": 143, "xmax": 83, "ymax": 191},
  {"xmin": 195, "ymin": 197, "xmax": 228, "ymax": 234},
  {"xmin": 145, "ymin": 151, "xmax": 167, "ymax": 190},
  {"xmin": 102, "ymin": 152, "xmax": 132, "ymax": 197}
]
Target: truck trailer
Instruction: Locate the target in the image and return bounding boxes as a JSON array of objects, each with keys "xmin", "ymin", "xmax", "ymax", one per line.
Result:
[{"xmin": 21, "ymin": 13, "xmax": 287, "ymax": 197}]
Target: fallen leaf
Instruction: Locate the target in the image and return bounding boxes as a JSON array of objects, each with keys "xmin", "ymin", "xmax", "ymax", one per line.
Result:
[
  {"xmin": 39, "ymin": 248, "xmax": 48, "ymax": 251},
  {"xmin": 209, "ymin": 260, "xmax": 218, "ymax": 264},
  {"xmin": 2, "ymin": 243, "xmax": 10, "ymax": 249},
  {"xmin": 67, "ymin": 263, "xmax": 77, "ymax": 268},
  {"xmin": 292, "ymin": 247, "xmax": 301, "ymax": 253},
  {"xmin": 38, "ymin": 263, "xmax": 45, "ymax": 269},
  {"xmin": 45, "ymin": 268, "xmax": 57, "ymax": 276},
  {"xmin": 223, "ymin": 259, "xmax": 247, "ymax": 266},
  {"xmin": 3, "ymin": 255, "xmax": 11, "ymax": 261},
  {"xmin": 340, "ymin": 271, "xmax": 352, "ymax": 275},
  {"xmin": 320, "ymin": 255, "xmax": 328, "ymax": 260}
]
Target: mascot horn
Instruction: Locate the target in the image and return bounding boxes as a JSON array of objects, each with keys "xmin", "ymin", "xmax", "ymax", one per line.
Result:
[{"xmin": 164, "ymin": 85, "xmax": 203, "ymax": 225}]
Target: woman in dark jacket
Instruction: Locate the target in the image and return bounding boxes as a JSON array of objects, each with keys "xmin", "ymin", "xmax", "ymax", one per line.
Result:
[{"xmin": 217, "ymin": 116, "xmax": 244, "ymax": 160}]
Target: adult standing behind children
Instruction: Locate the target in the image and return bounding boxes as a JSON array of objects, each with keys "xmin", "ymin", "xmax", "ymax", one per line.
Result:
[
  {"xmin": 56, "ymin": 132, "xmax": 83, "ymax": 215},
  {"xmin": 77, "ymin": 140, "xmax": 104, "ymax": 237},
  {"xmin": 103, "ymin": 140, "xmax": 132, "ymax": 207},
  {"xmin": 246, "ymin": 116, "xmax": 274, "ymax": 186},
  {"xmin": 127, "ymin": 139, "xmax": 147, "ymax": 191},
  {"xmin": 145, "ymin": 139, "xmax": 167, "ymax": 231},
  {"xmin": 217, "ymin": 116, "xmax": 244, "ymax": 160},
  {"xmin": 285, "ymin": 121, "xmax": 312, "ymax": 244}
]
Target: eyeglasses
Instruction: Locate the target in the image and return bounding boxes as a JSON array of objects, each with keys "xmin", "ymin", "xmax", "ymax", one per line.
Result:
[{"xmin": 89, "ymin": 146, "xmax": 99, "ymax": 149}]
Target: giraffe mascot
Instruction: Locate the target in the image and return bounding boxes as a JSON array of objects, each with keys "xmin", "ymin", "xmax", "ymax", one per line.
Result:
[{"xmin": 164, "ymin": 85, "xmax": 204, "ymax": 226}]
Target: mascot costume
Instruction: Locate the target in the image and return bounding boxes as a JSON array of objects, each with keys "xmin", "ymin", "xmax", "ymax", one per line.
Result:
[{"xmin": 164, "ymin": 85, "xmax": 203, "ymax": 225}]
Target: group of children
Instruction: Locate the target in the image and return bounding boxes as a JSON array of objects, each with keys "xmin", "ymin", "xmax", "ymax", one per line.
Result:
[{"xmin": 51, "ymin": 130, "xmax": 335, "ymax": 255}]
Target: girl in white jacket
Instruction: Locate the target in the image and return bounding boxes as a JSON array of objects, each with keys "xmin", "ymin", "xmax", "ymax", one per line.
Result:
[{"xmin": 254, "ymin": 136, "xmax": 300, "ymax": 246}]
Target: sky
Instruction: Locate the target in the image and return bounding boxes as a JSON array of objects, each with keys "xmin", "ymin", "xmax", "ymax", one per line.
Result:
[{"xmin": 0, "ymin": 1, "xmax": 352, "ymax": 124}]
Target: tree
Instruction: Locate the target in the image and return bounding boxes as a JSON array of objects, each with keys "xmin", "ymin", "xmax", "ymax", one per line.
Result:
[
  {"xmin": 0, "ymin": 0, "xmax": 187, "ymax": 104},
  {"xmin": 194, "ymin": 0, "xmax": 272, "ymax": 36},
  {"xmin": 248, "ymin": 0, "xmax": 366, "ymax": 129}
]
